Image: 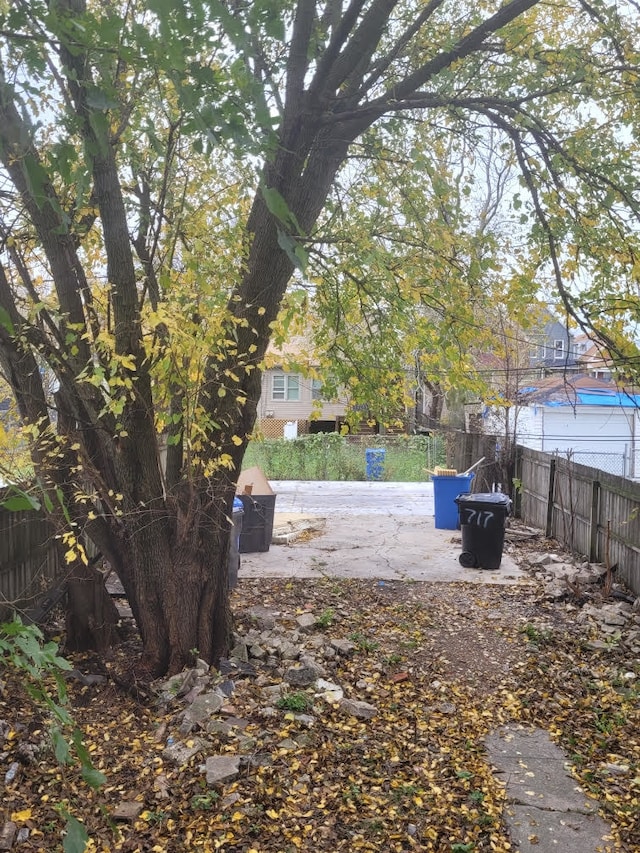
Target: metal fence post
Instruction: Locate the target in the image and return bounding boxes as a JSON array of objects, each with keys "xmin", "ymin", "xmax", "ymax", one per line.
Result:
[
  {"xmin": 589, "ymin": 479, "xmax": 600, "ymax": 562},
  {"xmin": 545, "ymin": 457, "xmax": 556, "ymax": 538}
]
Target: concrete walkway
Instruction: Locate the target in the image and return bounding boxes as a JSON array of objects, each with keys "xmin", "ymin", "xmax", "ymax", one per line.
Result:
[
  {"xmin": 486, "ymin": 726, "xmax": 616, "ymax": 853},
  {"xmin": 240, "ymin": 480, "xmax": 525, "ymax": 584}
]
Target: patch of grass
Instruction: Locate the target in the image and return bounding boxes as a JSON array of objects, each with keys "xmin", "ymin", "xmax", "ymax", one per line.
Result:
[
  {"xmin": 142, "ymin": 810, "xmax": 168, "ymax": 825},
  {"xmin": 349, "ymin": 631, "xmax": 379, "ymax": 653},
  {"xmin": 190, "ymin": 792, "xmax": 219, "ymax": 811},
  {"xmin": 243, "ymin": 434, "xmax": 445, "ymax": 481},
  {"xmin": 342, "ymin": 783, "xmax": 362, "ymax": 802},
  {"xmin": 276, "ymin": 691, "xmax": 311, "ymax": 712},
  {"xmin": 390, "ymin": 783, "xmax": 418, "ymax": 802},
  {"xmin": 315, "ymin": 608, "xmax": 335, "ymax": 629},
  {"xmin": 521, "ymin": 622, "xmax": 553, "ymax": 646}
]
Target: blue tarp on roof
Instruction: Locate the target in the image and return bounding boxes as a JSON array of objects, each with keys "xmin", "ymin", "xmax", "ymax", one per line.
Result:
[{"xmin": 577, "ymin": 392, "xmax": 640, "ymax": 407}]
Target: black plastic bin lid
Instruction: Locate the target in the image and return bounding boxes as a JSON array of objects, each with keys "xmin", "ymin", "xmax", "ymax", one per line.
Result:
[{"xmin": 455, "ymin": 492, "xmax": 512, "ymax": 507}]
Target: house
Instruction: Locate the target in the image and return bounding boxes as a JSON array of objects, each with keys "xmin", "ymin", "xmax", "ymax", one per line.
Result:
[
  {"xmin": 476, "ymin": 374, "xmax": 640, "ymax": 479},
  {"xmin": 257, "ymin": 335, "xmax": 350, "ymax": 438},
  {"xmin": 572, "ymin": 333, "xmax": 613, "ymax": 380},
  {"xmin": 526, "ymin": 314, "xmax": 578, "ymax": 375}
]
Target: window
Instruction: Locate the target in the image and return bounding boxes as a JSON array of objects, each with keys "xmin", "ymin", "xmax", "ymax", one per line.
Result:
[
  {"xmin": 311, "ymin": 379, "xmax": 324, "ymax": 401},
  {"xmin": 553, "ymin": 339, "xmax": 565, "ymax": 360},
  {"xmin": 272, "ymin": 372, "xmax": 300, "ymax": 401}
]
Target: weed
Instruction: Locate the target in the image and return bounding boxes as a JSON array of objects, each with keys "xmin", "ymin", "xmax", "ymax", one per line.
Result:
[
  {"xmin": 391, "ymin": 784, "xmax": 418, "ymax": 802},
  {"xmin": 276, "ymin": 692, "xmax": 310, "ymax": 712},
  {"xmin": 243, "ymin": 434, "xmax": 445, "ymax": 482},
  {"xmin": 452, "ymin": 843, "xmax": 475, "ymax": 852},
  {"xmin": 594, "ymin": 710, "xmax": 626, "ymax": 734},
  {"xmin": 521, "ymin": 623, "xmax": 552, "ymax": 646},
  {"xmin": 342, "ymin": 783, "xmax": 362, "ymax": 802},
  {"xmin": 315, "ymin": 608, "xmax": 335, "ymax": 629},
  {"xmin": 349, "ymin": 631, "xmax": 379, "ymax": 652},
  {"xmin": 190, "ymin": 792, "xmax": 220, "ymax": 811},
  {"xmin": 143, "ymin": 810, "xmax": 168, "ymax": 824},
  {"xmin": 469, "ymin": 790, "xmax": 485, "ymax": 804}
]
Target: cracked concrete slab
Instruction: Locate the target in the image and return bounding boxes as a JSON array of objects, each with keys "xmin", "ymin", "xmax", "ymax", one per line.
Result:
[
  {"xmin": 505, "ymin": 805, "xmax": 614, "ymax": 852},
  {"xmin": 240, "ymin": 480, "xmax": 526, "ymax": 584},
  {"xmin": 486, "ymin": 725, "xmax": 615, "ymax": 853}
]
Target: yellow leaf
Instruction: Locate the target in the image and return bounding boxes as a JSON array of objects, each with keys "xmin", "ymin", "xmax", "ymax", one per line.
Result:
[
  {"xmin": 231, "ymin": 435, "xmax": 243, "ymax": 446},
  {"xmin": 266, "ymin": 808, "xmax": 279, "ymax": 820},
  {"xmin": 231, "ymin": 811, "xmax": 244, "ymax": 822},
  {"xmin": 11, "ymin": 809, "xmax": 32, "ymax": 822}
]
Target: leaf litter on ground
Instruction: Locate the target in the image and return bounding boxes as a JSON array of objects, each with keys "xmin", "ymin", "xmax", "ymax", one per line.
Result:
[{"xmin": 1, "ymin": 561, "xmax": 638, "ymax": 852}]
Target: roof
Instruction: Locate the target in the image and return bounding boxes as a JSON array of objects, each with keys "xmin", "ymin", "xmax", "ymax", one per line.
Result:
[
  {"xmin": 263, "ymin": 334, "xmax": 317, "ymax": 369},
  {"xmin": 518, "ymin": 374, "xmax": 640, "ymax": 408}
]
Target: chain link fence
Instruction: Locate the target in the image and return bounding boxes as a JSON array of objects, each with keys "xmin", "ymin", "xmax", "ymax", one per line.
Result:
[{"xmin": 555, "ymin": 450, "xmax": 627, "ymax": 477}]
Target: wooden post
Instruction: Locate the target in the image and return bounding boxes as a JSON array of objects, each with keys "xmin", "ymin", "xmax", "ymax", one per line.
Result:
[
  {"xmin": 589, "ymin": 480, "xmax": 600, "ymax": 562},
  {"xmin": 513, "ymin": 445, "xmax": 522, "ymax": 518},
  {"xmin": 545, "ymin": 457, "xmax": 556, "ymax": 538}
]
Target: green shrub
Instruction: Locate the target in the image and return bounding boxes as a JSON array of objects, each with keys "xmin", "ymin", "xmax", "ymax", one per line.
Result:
[{"xmin": 243, "ymin": 434, "xmax": 445, "ymax": 481}]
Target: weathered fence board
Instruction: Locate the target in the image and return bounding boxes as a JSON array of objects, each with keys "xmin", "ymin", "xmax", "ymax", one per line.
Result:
[
  {"xmin": 0, "ymin": 496, "xmax": 61, "ymax": 620},
  {"xmin": 518, "ymin": 447, "xmax": 640, "ymax": 595},
  {"xmin": 446, "ymin": 432, "xmax": 506, "ymax": 493}
]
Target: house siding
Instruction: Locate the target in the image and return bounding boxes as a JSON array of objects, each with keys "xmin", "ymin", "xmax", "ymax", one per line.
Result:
[{"xmin": 257, "ymin": 369, "xmax": 348, "ymax": 427}]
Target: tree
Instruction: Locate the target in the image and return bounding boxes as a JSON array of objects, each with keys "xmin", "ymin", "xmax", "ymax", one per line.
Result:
[
  {"xmin": 307, "ymin": 122, "xmax": 526, "ymax": 431},
  {"xmin": 0, "ymin": 0, "xmax": 639, "ymax": 676}
]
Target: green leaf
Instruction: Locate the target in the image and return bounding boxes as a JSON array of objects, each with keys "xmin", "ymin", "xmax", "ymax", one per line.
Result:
[
  {"xmin": 260, "ymin": 184, "xmax": 302, "ymax": 232},
  {"xmin": 277, "ymin": 228, "xmax": 308, "ymax": 273},
  {"xmin": 62, "ymin": 813, "xmax": 89, "ymax": 853},
  {"xmin": 1, "ymin": 490, "xmax": 41, "ymax": 512},
  {"xmin": 52, "ymin": 727, "xmax": 72, "ymax": 765},
  {"xmin": 81, "ymin": 766, "xmax": 107, "ymax": 789},
  {"xmin": 0, "ymin": 306, "xmax": 15, "ymax": 335},
  {"xmin": 55, "ymin": 487, "xmax": 71, "ymax": 523},
  {"xmin": 22, "ymin": 154, "xmax": 50, "ymax": 210}
]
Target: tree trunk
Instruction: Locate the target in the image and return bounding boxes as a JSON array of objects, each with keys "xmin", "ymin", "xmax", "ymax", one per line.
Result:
[
  {"xmin": 93, "ymin": 474, "xmax": 236, "ymax": 677},
  {"xmin": 65, "ymin": 562, "xmax": 121, "ymax": 655}
]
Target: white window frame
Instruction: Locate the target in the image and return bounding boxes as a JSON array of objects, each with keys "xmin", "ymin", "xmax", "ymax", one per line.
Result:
[
  {"xmin": 553, "ymin": 339, "xmax": 565, "ymax": 360},
  {"xmin": 272, "ymin": 372, "xmax": 300, "ymax": 401}
]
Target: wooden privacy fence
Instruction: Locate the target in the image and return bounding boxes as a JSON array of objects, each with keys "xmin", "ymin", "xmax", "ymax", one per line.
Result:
[
  {"xmin": 0, "ymin": 494, "xmax": 61, "ymax": 620},
  {"xmin": 2, "ymin": 439, "xmax": 638, "ymax": 621},
  {"xmin": 446, "ymin": 431, "xmax": 514, "ymax": 493},
  {"xmin": 518, "ymin": 447, "xmax": 640, "ymax": 595}
]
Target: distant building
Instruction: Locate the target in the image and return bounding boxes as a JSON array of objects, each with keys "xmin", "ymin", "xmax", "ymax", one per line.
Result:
[
  {"xmin": 257, "ymin": 335, "xmax": 350, "ymax": 438},
  {"xmin": 474, "ymin": 374, "xmax": 640, "ymax": 479}
]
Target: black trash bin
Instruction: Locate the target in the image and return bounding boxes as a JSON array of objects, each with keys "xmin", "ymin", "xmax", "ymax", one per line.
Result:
[
  {"xmin": 238, "ymin": 493, "xmax": 276, "ymax": 553},
  {"xmin": 454, "ymin": 492, "xmax": 512, "ymax": 569}
]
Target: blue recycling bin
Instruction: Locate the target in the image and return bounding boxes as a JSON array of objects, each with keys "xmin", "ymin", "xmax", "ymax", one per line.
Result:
[
  {"xmin": 432, "ymin": 472, "xmax": 475, "ymax": 529},
  {"xmin": 228, "ymin": 497, "xmax": 244, "ymax": 589},
  {"xmin": 365, "ymin": 448, "xmax": 386, "ymax": 480}
]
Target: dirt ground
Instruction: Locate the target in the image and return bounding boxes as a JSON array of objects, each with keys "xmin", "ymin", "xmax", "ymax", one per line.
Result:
[{"xmin": 1, "ymin": 529, "xmax": 638, "ymax": 852}]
